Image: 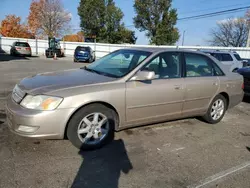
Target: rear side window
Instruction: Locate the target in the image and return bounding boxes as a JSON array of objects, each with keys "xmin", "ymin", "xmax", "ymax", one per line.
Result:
[
  {"xmin": 234, "ymin": 54, "xmax": 242, "ymax": 61},
  {"xmin": 184, "ymin": 53, "xmax": 213, "ymax": 77},
  {"xmin": 212, "ymin": 63, "xmax": 225, "ymax": 76},
  {"xmin": 15, "ymin": 42, "xmax": 30, "ymax": 47},
  {"xmin": 221, "ymin": 53, "xmax": 233, "ymax": 61},
  {"xmin": 210, "ymin": 53, "xmax": 222, "ymax": 61}
]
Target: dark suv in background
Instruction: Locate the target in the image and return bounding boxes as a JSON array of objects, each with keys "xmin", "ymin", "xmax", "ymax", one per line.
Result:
[
  {"xmin": 238, "ymin": 68, "xmax": 250, "ymax": 97},
  {"xmin": 74, "ymin": 46, "xmax": 95, "ymax": 63}
]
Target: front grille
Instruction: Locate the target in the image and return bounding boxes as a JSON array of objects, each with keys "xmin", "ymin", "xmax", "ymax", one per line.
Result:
[
  {"xmin": 244, "ymin": 77, "xmax": 250, "ymax": 86},
  {"xmin": 12, "ymin": 85, "xmax": 26, "ymax": 103}
]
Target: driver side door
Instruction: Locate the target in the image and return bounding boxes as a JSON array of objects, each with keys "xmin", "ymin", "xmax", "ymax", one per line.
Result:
[{"xmin": 125, "ymin": 52, "xmax": 185, "ymax": 126}]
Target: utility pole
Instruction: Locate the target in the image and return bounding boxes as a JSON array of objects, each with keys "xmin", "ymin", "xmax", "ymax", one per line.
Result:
[{"xmin": 182, "ymin": 30, "xmax": 186, "ymax": 46}]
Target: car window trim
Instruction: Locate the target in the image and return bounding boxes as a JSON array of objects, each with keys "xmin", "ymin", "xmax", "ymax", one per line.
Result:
[{"xmin": 183, "ymin": 52, "xmax": 218, "ymax": 78}]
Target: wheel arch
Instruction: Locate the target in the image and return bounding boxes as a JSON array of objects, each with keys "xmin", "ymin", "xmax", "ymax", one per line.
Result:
[
  {"xmin": 218, "ymin": 92, "xmax": 229, "ymax": 109},
  {"xmin": 64, "ymin": 101, "xmax": 120, "ymax": 139}
]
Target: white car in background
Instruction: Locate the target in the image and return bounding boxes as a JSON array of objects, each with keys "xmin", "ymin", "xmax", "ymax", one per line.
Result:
[{"xmin": 201, "ymin": 50, "xmax": 247, "ymax": 72}]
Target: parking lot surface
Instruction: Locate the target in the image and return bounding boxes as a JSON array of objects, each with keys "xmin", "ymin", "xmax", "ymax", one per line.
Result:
[{"xmin": 0, "ymin": 55, "xmax": 249, "ymax": 188}]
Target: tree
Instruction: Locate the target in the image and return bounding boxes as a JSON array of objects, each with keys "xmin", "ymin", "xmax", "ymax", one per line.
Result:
[
  {"xmin": 28, "ymin": 0, "xmax": 71, "ymax": 38},
  {"xmin": 209, "ymin": 18, "xmax": 248, "ymax": 47},
  {"xmin": 78, "ymin": 0, "xmax": 137, "ymax": 44},
  {"xmin": 0, "ymin": 15, "xmax": 34, "ymax": 38},
  {"xmin": 133, "ymin": 0, "xmax": 179, "ymax": 45},
  {"xmin": 78, "ymin": 0, "xmax": 106, "ymax": 41},
  {"xmin": 246, "ymin": 10, "xmax": 250, "ymax": 47}
]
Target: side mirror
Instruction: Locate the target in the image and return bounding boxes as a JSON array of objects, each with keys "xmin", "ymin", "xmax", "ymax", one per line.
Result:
[{"xmin": 130, "ymin": 70, "xmax": 155, "ymax": 81}]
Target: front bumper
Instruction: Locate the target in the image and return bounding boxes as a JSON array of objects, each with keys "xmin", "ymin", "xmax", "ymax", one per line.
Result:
[{"xmin": 5, "ymin": 95, "xmax": 75, "ymax": 139}]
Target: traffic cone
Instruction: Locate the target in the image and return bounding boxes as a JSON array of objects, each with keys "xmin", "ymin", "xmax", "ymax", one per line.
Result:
[{"xmin": 53, "ymin": 53, "xmax": 57, "ymax": 60}]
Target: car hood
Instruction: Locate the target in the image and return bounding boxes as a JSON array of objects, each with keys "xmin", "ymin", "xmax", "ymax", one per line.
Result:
[
  {"xmin": 18, "ymin": 68, "xmax": 117, "ymax": 95},
  {"xmin": 237, "ymin": 67, "xmax": 250, "ymax": 78}
]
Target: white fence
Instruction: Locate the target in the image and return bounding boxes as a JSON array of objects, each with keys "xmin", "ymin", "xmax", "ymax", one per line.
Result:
[{"xmin": 1, "ymin": 36, "xmax": 250, "ymax": 59}]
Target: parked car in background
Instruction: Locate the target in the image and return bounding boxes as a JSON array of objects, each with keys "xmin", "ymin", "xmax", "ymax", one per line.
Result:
[
  {"xmin": 74, "ymin": 46, "xmax": 95, "ymax": 63},
  {"xmin": 5, "ymin": 48, "xmax": 244, "ymax": 150},
  {"xmin": 201, "ymin": 50, "xmax": 247, "ymax": 72},
  {"xmin": 237, "ymin": 67, "xmax": 250, "ymax": 96},
  {"xmin": 10, "ymin": 42, "xmax": 32, "ymax": 57}
]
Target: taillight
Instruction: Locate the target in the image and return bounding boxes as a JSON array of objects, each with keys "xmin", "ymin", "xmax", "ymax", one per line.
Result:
[
  {"xmin": 26, "ymin": 47, "xmax": 31, "ymax": 51},
  {"xmin": 15, "ymin": 47, "xmax": 21, "ymax": 50}
]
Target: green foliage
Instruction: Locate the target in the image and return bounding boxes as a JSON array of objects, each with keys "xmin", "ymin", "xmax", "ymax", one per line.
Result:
[
  {"xmin": 133, "ymin": 0, "xmax": 179, "ymax": 45},
  {"xmin": 78, "ymin": 0, "xmax": 137, "ymax": 44}
]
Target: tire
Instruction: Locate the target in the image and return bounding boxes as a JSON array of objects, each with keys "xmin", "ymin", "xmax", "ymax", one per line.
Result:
[
  {"xmin": 202, "ymin": 94, "xmax": 227, "ymax": 124},
  {"xmin": 66, "ymin": 104, "xmax": 117, "ymax": 150},
  {"xmin": 232, "ymin": 68, "xmax": 238, "ymax": 73}
]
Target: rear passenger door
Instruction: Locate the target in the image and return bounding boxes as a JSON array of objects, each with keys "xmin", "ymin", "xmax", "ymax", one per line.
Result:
[{"xmin": 182, "ymin": 53, "xmax": 219, "ymax": 117}]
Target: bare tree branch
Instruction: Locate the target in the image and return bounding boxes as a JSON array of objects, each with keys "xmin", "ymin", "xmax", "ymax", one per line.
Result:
[{"xmin": 209, "ymin": 18, "xmax": 248, "ymax": 47}]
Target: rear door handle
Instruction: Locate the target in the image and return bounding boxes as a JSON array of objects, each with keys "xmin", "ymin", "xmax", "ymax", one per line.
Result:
[
  {"xmin": 174, "ymin": 85, "xmax": 182, "ymax": 90},
  {"xmin": 213, "ymin": 82, "xmax": 218, "ymax": 86}
]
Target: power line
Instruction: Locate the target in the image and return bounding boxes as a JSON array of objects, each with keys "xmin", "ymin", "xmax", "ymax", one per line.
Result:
[
  {"xmin": 178, "ymin": 5, "xmax": 250, "ymax": 21},
  {"xmin": 69, "ymin": 5, "xmax": 250, "ymax": 30},
  {"xmin": 179, "ymin": 2, "xmax": 250, "ymax": 16}
]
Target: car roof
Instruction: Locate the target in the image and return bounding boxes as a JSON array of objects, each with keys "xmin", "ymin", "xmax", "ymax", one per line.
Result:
[
  {"xmin": 123, "ymin": 47, "xmax": 204, "ymax": 54},
  {"xmin": 123, "ymin": 47, "xmax": 212, "ymax": 56}
]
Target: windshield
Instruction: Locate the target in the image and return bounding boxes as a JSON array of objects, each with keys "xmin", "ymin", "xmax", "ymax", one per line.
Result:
[{"xmin": 85, "ymin": 49, "xmax": 152, "ymax": 78}]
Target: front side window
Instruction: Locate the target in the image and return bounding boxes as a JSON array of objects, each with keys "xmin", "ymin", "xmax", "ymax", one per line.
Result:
[
  {"xmin": 185, "ymin": 53, "xmax": 213, "ymax": 77},
  {"xmin": 86, "ymin": 49, "xmax": 151, "ymax": 78},
  {"xmin": 142, "ymin": 52, "xmax": 181, "ymax": 79}
]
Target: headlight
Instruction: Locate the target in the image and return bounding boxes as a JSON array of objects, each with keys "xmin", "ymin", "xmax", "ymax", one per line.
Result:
[{"xmin": 20, "ymin": 95, "xmax": 63, "ymax": 110}]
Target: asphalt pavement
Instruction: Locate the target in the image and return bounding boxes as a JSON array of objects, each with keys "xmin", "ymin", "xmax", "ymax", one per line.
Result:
[{"xmin": 0, "ymin": 55, "xmax": 249, "ymax": 188}]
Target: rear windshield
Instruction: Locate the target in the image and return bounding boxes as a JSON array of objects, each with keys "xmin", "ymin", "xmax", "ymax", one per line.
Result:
[
  {"xmin": 234, "ymin": 54, "xmax": 242, "ymax": 61},
  {"xmin": 76, "ymin": 46, "xmax": 90, "ymax": 51},
  {"xmin": 15, "ymin": 42, "xmax": 30, "ymax": 47}
]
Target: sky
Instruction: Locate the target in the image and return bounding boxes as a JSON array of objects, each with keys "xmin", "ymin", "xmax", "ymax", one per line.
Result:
[{"xmin": 0, "ymin": 0, "xmax": 249, "ymax": 45}]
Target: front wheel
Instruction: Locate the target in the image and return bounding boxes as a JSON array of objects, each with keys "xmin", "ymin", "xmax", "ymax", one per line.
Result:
[
  {"xmin": 66, "ymin": 104, "xmax": 117, "ymax": 150},
  {"xmin": 202, "ymin": 94, "xmax": 227, "ymax": 124}
]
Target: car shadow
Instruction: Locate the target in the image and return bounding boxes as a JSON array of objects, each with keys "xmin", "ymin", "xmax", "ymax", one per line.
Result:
[
  {"xmin": 71, "ymin": 139, "xmax": 133, "ymax": 188},
  {"xmin": 0, "ymin": 110, "xmax": 6, "ymax": 125}
]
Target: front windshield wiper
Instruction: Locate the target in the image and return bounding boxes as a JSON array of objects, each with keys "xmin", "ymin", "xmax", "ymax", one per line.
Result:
[{"xmin": 81, "ymin": 67, "xmax": 118, "ymax": 78}]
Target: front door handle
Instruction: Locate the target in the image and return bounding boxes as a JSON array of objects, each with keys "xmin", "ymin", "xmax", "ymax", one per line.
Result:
[{"xmin": 213, "ymin": 82, "xmax": 218, "ymax": 86}]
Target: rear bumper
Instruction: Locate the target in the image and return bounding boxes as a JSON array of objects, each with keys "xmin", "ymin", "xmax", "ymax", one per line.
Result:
[
  {"xmin": 15, "ymin": 51, "xmax": 31, "ymax": 56},
  {"xmin": 74, "ymin": 56, "xmax": 90, "ymax": 61}
]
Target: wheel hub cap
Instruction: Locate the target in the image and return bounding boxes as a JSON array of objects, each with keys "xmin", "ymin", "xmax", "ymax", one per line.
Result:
[
  {"xmin": 77, "ymin": 112, "xmax": 109, "ymax": 145},
  {"xmin": 210, "ymin": 99, "xmax": 225, "ymax": 121}
]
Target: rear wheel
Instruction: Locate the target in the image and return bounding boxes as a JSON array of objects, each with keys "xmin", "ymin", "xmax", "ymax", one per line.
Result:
[
  {"xmin": 202, "ymin": 94, "xmax": 227, "ymax": 124},
  {"xmin": 66, "ymin": 104, "xmax": 117, "ymax": 150}
]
